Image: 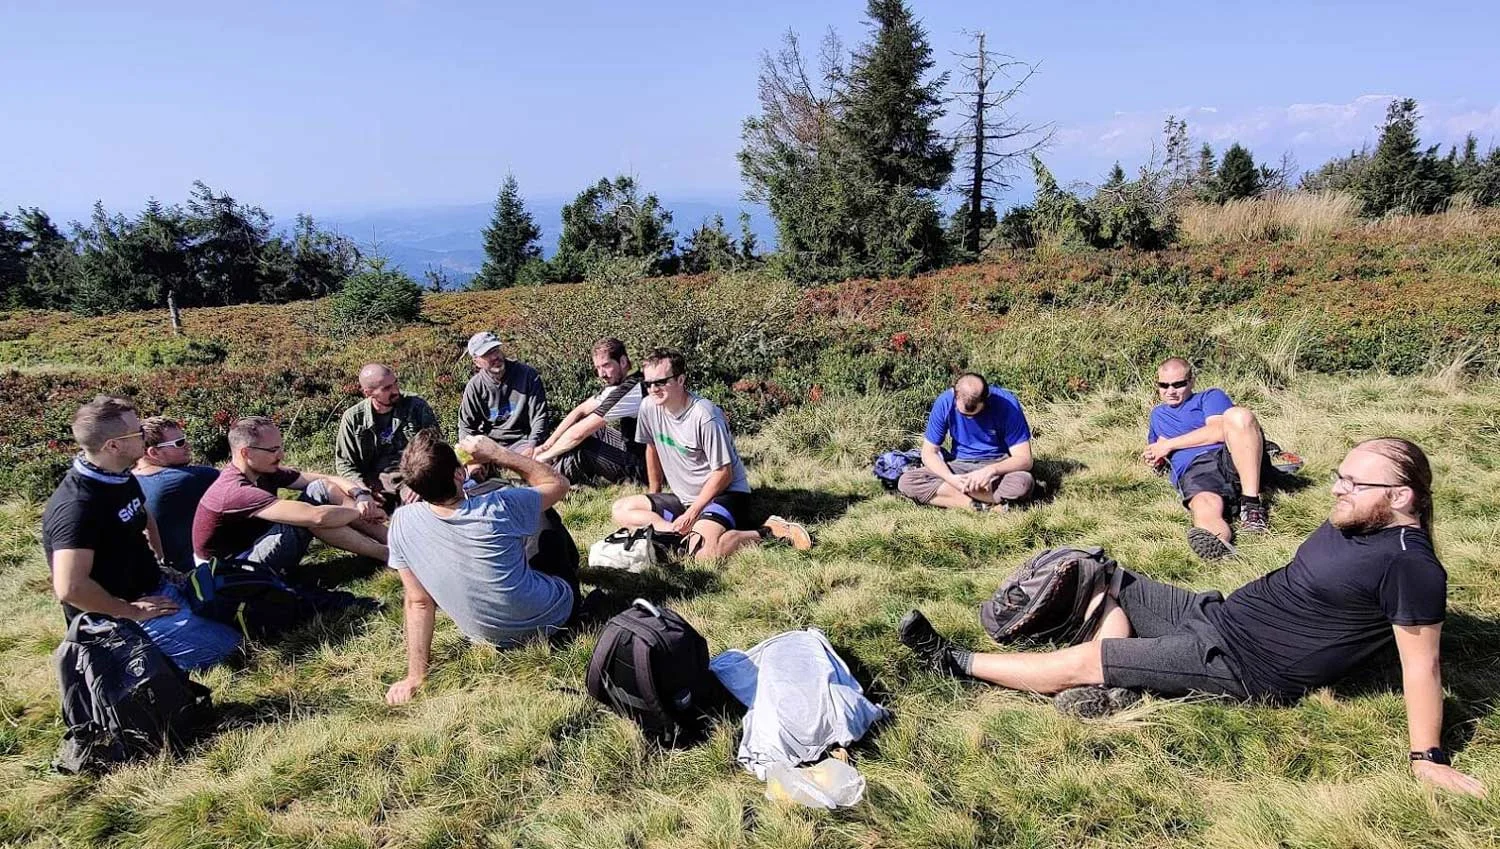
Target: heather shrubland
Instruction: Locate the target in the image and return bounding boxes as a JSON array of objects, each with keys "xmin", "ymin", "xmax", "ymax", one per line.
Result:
[{"xmin": 0, "ymin": 220, "xmax": 1497, "ymax": 847}]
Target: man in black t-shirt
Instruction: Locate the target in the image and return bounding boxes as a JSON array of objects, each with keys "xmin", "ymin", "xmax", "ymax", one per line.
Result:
[
  {"xmin": 42, "ymin": 395, "xmax": 241, "ymax": 670},
  {"xmin": 898, "ymin": 438, "xmax": 1485, "ymax": 797}
]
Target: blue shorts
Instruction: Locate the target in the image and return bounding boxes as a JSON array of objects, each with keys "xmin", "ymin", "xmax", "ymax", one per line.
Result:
[
  {"xmin": 646, "ymin": 492, "xmax": 750, "ymax": 531},
  {"xmin": 138, "ymin": 582, "xmax": 242, "ymax": 670}
]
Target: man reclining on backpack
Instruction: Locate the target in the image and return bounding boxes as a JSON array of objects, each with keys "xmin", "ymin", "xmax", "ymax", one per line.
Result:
[
  {"xmin": 384, "ymin": 430, "xmax": 576, "ymax": 705},
  {"xmin": 897, "ymin": 438, "xmax": 1485, "ymax": 798},
  {"xmin": 44, "ymin": 396, "xmax": 241, "ymax": 670}
]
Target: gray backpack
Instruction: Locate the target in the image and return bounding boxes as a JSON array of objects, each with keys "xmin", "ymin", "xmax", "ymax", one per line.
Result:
[{"xmin": 979, "ymin": 548, "xmax": 1118, "ymax": 646}]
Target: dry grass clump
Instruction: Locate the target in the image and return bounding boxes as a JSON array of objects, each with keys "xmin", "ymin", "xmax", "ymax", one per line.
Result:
[{"xmin": 1180, "ymin": 192, "xmax": 1359, "ymax": 244}]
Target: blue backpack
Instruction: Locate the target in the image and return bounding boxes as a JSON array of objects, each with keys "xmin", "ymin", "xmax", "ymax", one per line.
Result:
[{"xmin": 873, "ymin": 449, "xmax": 922, "ymax": 490}]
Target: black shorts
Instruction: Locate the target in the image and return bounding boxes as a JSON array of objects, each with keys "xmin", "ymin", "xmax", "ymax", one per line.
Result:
[
  {"xmin": 646, "ymin": 491, "xmax": 750, "ymax": 531},
  {"xmin": 1176, "ymin": 446, "xmax": 1241, "ymax": 508},
  {"xmin": 1099, "ymin": 570, "xmax": 1249, "ymax": 699}
]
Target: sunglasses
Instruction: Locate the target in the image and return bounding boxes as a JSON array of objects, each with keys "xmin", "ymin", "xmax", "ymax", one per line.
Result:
[
  {"xmin": 642, "ymin": 372, "xmax": 682, "ymax": 390},
  {"xmin": 247, "ymin": 444, "xmax": 284, "ymax": 454},
  {"xmin": 1156, "ymin": 379, "xmax": 1191, "ymax": 390},
  {"xmin": 154, "ymin": 436, "xmax": 189, "ymax": 449}
]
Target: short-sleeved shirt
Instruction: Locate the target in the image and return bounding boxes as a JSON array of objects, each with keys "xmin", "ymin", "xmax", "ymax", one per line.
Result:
[
  {"xmin": 192, "ymin": 465, "xmax": 301, "ymax": 560},
  {"xmin": 42, "ymin": 461, "xmax": 160, "ymax": 623},
  {"xmin": 635, "ymin": 393, "xmax": 751, "ymax": 505},
  {"xmin": 923, "ymin": 387, "xmax": 1033, "ymax": 462},
  {"xmin": 387, "ymin": 487, "xmax": 572, "ymax": 646},
  {"xmin": 135, "ymin": 465, "xmax": 219, "ymax": 571},
  {"xmin": 1208, "ymin": 521, "xmax": 1447, "ymax": 699},
  {"xmin": 1148, "ymin": 388, "xmax": 1234, "ymax": 485},
  {"xmin": 591, "ymin": 373, "xmax": 645, "ymax": 442}
]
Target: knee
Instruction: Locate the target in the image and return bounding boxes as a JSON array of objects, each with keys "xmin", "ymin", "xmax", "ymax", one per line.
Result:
[
  {"xmin": 895, "ymin": 470, "xmax": 932, "ymax": 503},
  {"xmin": 1223, "ymin": 406, "xmax": 1259, "ymax": 432},
  {"xmin": 609, "ymin": 496, "xmax": 639, "ymax": 526},
  {"xmin": 998, "ymin": 470, "xmax": 1035, "ymax": 501},
  {"xmin": 1188, "ymin": 493, "xmax": 1223, "ymax": 519}
]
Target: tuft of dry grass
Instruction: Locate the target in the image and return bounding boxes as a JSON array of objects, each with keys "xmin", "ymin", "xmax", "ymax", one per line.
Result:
[{"xmin": 1180, "ymin": 192, "xmax": 1360, "ymax": 244}]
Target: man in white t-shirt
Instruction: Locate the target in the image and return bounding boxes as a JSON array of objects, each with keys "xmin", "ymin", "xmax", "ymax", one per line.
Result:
[
  {"xmin": 609, "ymin": 347, "xmax": 812, "ymax": 561},
  {"xmin": 534, "ymin": 337, "xmax": 647, "ymax": 486}
]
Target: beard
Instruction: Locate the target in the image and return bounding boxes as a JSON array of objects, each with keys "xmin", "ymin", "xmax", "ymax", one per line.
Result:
[{"xmin": 1330, "ymin": 496, "xmax": 1395, "ymax": 534}]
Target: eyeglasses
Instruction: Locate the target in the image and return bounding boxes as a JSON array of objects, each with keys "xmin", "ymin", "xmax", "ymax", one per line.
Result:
[
  {"xmin": 642, "ymin": 372, "xmax": 681, "ymax": 390},
  {"xmin": 1330, "ymin": 472, "xmax": 1403, "ymax": 493},
  {"xmin": 112, "ymin": 428, "xmax": 145, "ymax": 442},
  {"xmin": 154, "ymin": 436, "xmax": 189, "ymax": 449},
  {"xmin": 247, "ymin": 444, "xmax": 284, "ymax": 455},
  {"xmin": 1156, "ymin": 379, "xmax": 1191, "ymax": 390}
]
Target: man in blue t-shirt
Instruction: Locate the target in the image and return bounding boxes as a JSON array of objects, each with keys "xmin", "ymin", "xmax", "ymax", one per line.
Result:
[
  {"xmin": 897, "ymin": 438, "xmax": 1485, "ymax": 799},
  {"xmin": 1142, "ymin": 357, "xmax": 1269, "ymax": 559},
  {"xmin": 133, "ymin": 416, "xmax": 219, "ymax": 572},
  {"xmin": 897, "ymin": 373, "xmax": 1035, "ymax": 512}
]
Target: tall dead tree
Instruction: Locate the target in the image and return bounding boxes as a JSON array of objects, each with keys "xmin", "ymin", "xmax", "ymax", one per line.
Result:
[{"xmin": 951, "ymin": 32, "xmax": 1053, "ymax": 254}]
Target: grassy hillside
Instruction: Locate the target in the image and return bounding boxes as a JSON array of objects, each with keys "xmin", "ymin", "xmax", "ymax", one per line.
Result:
[{"xmin": 0, "ymin": 223, "xmax": 1498, "ymax": 847}]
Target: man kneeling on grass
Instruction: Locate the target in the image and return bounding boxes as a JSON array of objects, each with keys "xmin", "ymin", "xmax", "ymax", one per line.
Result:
[
  {"xmin": 898, "ymin": 438, "xmax": 1485, "ymax": 797},
  {"xmin": 896, "ymin": 373, "xmax": 1035, "ymax": 513},
  {"xmin": 384, "ymin": 431, "xmax": 576, "ymax": 705},
  {"xmin": 608, "ymin": 347, "xmax": 811, "ymax": 561}
]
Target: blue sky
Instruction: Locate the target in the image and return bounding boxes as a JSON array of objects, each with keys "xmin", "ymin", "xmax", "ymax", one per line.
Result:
[{"xmin": 3, "ymin": 0, "xmax": 1498, "ymax": 222}]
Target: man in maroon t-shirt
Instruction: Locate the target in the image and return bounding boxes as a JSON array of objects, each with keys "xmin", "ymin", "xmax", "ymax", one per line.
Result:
[{"xmin": 192, "ymin": 416, "xmax": 389, "ymax": 571}]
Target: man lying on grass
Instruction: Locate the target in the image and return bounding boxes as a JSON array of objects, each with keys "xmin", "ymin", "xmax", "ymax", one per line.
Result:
[
  {"xmin": 384, "ymin": 431, "xmax": 577, "ymax": 705},
  {"xmin": 896, "ymin": 373, "xmax": 1035, "ymax": 513},
  {"xmin": 1143, "ymin": 357, "xmax": 1271, "ymax": 560},
  {"xmin": 899, "ymin": 437, "xmax": 1486, "ymax": 797}
]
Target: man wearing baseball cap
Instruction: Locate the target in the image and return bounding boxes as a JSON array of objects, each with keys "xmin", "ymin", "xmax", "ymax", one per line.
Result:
[{"xmin": 458, "ymin": 331, "xmax": 550, "ymax": 457}]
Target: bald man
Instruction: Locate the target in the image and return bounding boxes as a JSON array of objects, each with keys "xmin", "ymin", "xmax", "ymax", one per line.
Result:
[
  {"xmin": 335, "ymin": 364, "xmax": 441, "ymax": 508},
  {"xmin": 896, "ymin": 373, "xmax": 1036, "ymax": 512}
]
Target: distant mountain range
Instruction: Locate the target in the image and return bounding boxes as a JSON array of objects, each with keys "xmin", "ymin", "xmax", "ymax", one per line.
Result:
[{"xmin": 318, "ymin": 198, "xmax": 776, "ymax": 289}]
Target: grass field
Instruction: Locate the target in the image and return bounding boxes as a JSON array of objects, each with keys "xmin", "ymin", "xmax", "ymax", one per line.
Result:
[{"xmin": 1, "ymin": 369, "xmax": 1498, "ymax": 848}]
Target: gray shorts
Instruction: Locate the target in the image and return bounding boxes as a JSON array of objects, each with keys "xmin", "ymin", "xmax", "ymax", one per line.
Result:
[
  {"xmin": 896, "ymin": 460, "xmax": 1035, "ymax": 505},
  {"xmin": 1099, "ymin": 570, "xmax": 1249, "ymax": 699}
]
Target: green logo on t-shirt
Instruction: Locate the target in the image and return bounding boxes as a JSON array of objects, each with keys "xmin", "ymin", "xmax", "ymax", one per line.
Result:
[{"xmin": 656, "ymin": 433, "xmax": 690, "ymax": 456}]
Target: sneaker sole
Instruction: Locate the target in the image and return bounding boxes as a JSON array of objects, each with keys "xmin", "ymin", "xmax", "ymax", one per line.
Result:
[{"xmin": 1187, "ymin": 528, "xmax": 1235, "ymax": 560}]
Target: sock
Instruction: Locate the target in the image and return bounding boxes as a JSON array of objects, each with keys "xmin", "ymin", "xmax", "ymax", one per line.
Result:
[
  {"xmin": 1241, "ymin": 494, "xmax": 1261, "ymax": 505},
  {"xmin": 756, "ymin": 526, "xmax": 772, "ymax": 539},
  {"xmin": 950, "ymin": 647, "xmax": 975, "ymax": 676}
]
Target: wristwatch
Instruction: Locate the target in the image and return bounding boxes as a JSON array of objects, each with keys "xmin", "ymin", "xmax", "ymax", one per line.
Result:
[
  {"xmin": 1410, "ymin": 747, "xmax": 1451, "ymax": 766},
  {"xmin": 350, "ymin": 487, "xmax": 372, "ymax": 501}
]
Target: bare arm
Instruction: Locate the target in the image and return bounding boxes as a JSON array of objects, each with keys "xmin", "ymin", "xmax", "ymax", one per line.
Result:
[
  {"xmin": 459, "ymin": 435, "xmax": 569, "ymax": 509},
  {"xmin": 920, "ymin": 440, "xmax": 960, "ymax": 486},
  {"xmin": 535, "ymin": 413, "xmax": 608, "ymax": 463},
  {"xmin": 539, "ymin": 398, "xmax": 600, "ymax": 454},
  {"xmin": 980, "ymin": 440, "xmax": 1034, "ymax": 478},
  {"xmin": 1156, "ymin": 416, "xmax": 1226, "ymax": 453},
  {"xmin": 673, "ymin": 465, "xmax": 734, "ymax": 531},
  {"xmin": 1393, "ymin": 623, "xmax": 1487, "ymax": 797},
  {"xmin": 255, "ymin": 499, "xmax": 361, "ymax": 529},
  {"xmin": 144, "ymin": 513, "xmax": 165, "ymax": 562},
  {"xmin": 386, "ymin": 567, "xmax": 437, "ymax": 705},
  {"xmin": 644, "ymin": 442, "xmax": 664, "ymax": 494},
  {"xmin": 51, "ymin": 549, "xmax": 176, "ymax": 620}
]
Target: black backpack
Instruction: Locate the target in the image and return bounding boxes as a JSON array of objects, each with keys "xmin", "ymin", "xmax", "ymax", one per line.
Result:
[
  {"xmin": 187, "ymin": 558, "xmax": 316, "ymax": 639},
  {"xmin": 586, "ymin": 599, "xmax": 724, "ymax": 747},
  {"xmin": 979, "ymin": 548, "xmax": 1119, "ymax": 646},
  {"xmin": 53, "ymin": 614, "xmax": 214, "ymax": 774}
]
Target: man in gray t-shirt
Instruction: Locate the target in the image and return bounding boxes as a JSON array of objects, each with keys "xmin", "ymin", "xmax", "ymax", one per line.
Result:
[
  {"xmin": 384, "ymin": 430, "xmax": 574, "ymax": 706},
  {"xmin": 609, "ymin": 347, "xmax": 812, "ymax": 562}
]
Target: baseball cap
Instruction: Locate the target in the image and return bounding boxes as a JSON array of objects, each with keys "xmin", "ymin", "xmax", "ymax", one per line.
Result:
[{"xmin": 466, "ymin": 331, "xmax": 503, "ymax": 358}]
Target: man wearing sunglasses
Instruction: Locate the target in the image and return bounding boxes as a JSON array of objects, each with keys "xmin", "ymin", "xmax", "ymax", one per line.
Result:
[
  {"xmin": 134, "ymin": 416, "xmax": 220, "ymax": 572},
  {"xmin": 193, "ymin": 416, "xmax": 389, "ymax": 573},
  {"xmin": 43, "ymin": 396, "xmax": 241, "ymax": 669},
  {"xmin": 899, "ymin": 438, "xmax": 1484, "ymax": 798},
  {"xmin": 1143, "ymin": 357, "xmax": 1269, "ymax": 559},
  {"xmin": 896, "ymin": 373, "xmax": 1035, "ymax": 512},
  {"xmin": 610, "ymin": 347, "xmax": 811, "ymax": 560}
]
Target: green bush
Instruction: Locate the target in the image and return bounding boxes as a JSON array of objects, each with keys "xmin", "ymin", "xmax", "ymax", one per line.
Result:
[{"xmin": 329, "ymin": 258, "xmax": 424, "ymax": 328}]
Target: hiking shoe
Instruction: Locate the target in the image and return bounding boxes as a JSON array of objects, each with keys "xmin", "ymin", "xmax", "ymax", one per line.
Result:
[
  {"xmin": 898, "ymin": 609, "xmax": 968, "ymax": 678},
  {"xmin": 762, "ymin": 515, "xmax": 813, "ymax": 550},
  {"xmin": 1238, "ymin": 499, "xmax": 1270, "ymax": 534},
  {"xmin": 1054, "ymin": 686, "xmax": 1142, "ymax": 719},
  {"xmin": 1187, "ymin": 527, "xmax": 1235, "ymax": 560}
]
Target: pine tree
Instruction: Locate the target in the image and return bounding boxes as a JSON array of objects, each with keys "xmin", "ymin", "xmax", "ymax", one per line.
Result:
[
  {"xmin": 1358, "ymin": 98, "xmax": 1453, "ymax": 216},
  {"xmin": 837, "ymin": 0, "xmax": 952, "ymax": 190},
  {"xmin": 472, "ymin": 174, "xmax": 542, "ymax": 290},
  {"xmin": 1216, "ymin": 144, "xmax": 1261, "ymax": 201}
]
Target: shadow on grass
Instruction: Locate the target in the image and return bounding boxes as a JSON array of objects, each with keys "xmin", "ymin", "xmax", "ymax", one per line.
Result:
[
  {"xmin": 578, "ymin": 565, "xmax": 724, "ymax": 611},
  {"xmin": 1325, "ymin": 610, "xmax": 1500, "ymax": 753},
  {"xmin": 291, "ymin": 553, "xmax": 384, "ymax": 588},
  {"xmin": 265, "ymin": 601, "xmax": 383, "ymax": 664},
  {"xmin": 747, "ymin": 487, "xmax": 869, "ymax": 525},
  {"xmin": 1031, "ymin": 457, "xmax": 1088, "ymax": 505}
]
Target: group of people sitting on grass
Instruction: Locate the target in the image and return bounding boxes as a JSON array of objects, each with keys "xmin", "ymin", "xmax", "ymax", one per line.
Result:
[{"xmin": 39, "ymin": 339, "xmax": 1484, "ymax": 796}]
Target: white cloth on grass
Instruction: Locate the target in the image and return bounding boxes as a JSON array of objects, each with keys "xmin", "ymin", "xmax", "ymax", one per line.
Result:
[{"xmin": 710, "ymin": 628, "xmax": 887, "ymax": 779}]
